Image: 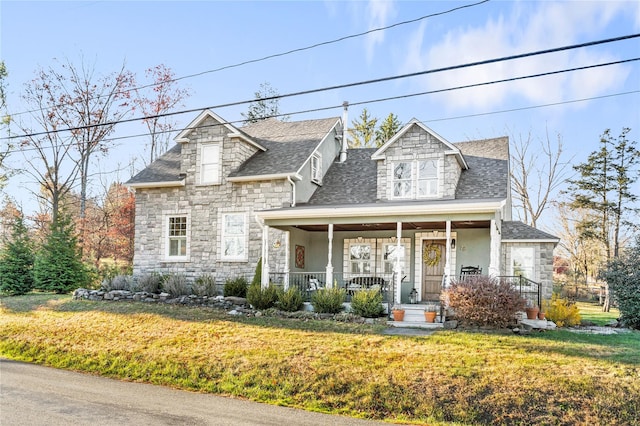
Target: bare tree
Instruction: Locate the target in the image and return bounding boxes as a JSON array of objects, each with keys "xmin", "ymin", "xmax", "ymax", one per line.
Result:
[
  {"xmin": 0, "ymin": 61, "xmax": 11, "ymax": 190},
  {"xmin": 509, "ymin": 128, "xmax": 570, "ymax": 228},
  {"xmin": 135, "ymin": 64, "xmax": 190, "ymax": 166}
]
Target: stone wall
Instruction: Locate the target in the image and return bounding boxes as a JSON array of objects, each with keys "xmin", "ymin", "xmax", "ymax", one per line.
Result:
[{"xmin": 501, "ymin": 241, "xmax": 555, "ymax": 303}]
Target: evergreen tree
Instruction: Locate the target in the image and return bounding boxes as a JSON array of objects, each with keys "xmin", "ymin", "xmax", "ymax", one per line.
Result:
[
  {"xmin": 242, "ymin": 82, "xmax": 288, "ymax": 124},
  {"xmin": 0, "ymin": 215, "xmax": 35, "ymax": 295},
  {"xmin": 34, "ymin": 211, "xmax": 90, "ymax": 293},
  {"xmin": 375, "ymin": 113, "xmax": 402, "ymax": 147},
  {"xmin": 348, "ymin": 108, "xmax": 378, "ymax": 148}
]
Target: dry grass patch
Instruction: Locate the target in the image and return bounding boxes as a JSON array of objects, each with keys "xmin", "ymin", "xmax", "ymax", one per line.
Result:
[{"xmin": 1, "ymin": 294, "xmax": 639, "ymax": 425}]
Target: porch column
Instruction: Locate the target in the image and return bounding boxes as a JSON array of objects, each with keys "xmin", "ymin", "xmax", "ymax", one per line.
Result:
[
  {"xmin": 326, "ymin": 224, "xmax": 334, "ymax": 288},
  {"xmin": 445, "ymin": 220, "xmax": 452, "ymax": 287},
  {"xmin": 395, "ymin": 221, "xmax": 402, "ymax": 305},
  {"xmin": 284, "ymin": 230, "xmax": 290, "ymax": 290},
  {"xmin": 261, "ymin": 224, "xmax": 270, "ymax": 288},
  {"xmin": 489, "ymin": 219, "xmax": 501, "ymax": 276}
]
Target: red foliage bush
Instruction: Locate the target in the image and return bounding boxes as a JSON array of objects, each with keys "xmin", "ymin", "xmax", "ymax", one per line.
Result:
[{"xmin": 443, "ymin": 276, "xmax": 526, "ymax": 328}]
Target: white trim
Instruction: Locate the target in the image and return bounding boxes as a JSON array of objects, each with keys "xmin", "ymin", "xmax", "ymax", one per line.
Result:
[
  {"xmin": 414, "ymin": 231, "xmax": 457, "ymax": 302},
  {"xmin": 163, "ymin": 212, "xmax": 191, "ymax": 262},
  {"xmin": 295, "ymin": 119, "xmax": 342, "ymax": 176},
  {"xmin": 227, "ymin": 132, "xmax": 267, "ymax": 152},
  {"xmin": 258, "ymin": 200, "xmax": 504, "ymax": 220},
  {"xmin": 502, "ymin": 239, "xmax": 560, "ymax": 243},
  {"xmin": 227, "ymin": 173, "xmax": 303, "ymax": 183},
  {"xmin": 311, "ymin": 153, "xmax": 322, "ymax": 184},
  {"xmin": 127, "ymin": 180, "xmax": 185, "ymax": 189},
  {"xmin": 174, "ymin": 109, "xmax": 266, "ymax": 150},
  {"xmin": 198, "ymin": 141, "xmax": 222, "ymax": 185}
]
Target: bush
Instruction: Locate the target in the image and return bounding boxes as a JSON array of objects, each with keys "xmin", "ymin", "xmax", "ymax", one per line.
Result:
[
  {"xmin": 224, "ymin": 277, "xmax": 248, "ymax": 298},
  {"xmin": 247, "ymin": 283, "xmax": 279, "ymax": 310},
  {"xmin": 137, "ymin": 273, "xmax": 163, "ymax": 293},
  {"xmin": 350, "ymin": 289, "xmax": 385, "ymax": 318},
  {"xmin": 0, "ymin": 215, "xmax": 35, "ymax": 295},
  {"xmin": 277, "ymin": 287, "xmax": 304, "ymax": 312},
  {"xmin": 252, "ymin": 257, "xmax": 262, "ymax": 287},
  {"xmin": 102, "ymin": 275, "xmax": 133, "ymax": 292},
  {"xmin": 192, "ymin": 274, "xmax": 216, "ymax": 297},
  {"xmin": 542, "ymin": 294, "xmax": 581, "ymax": 327},
  {"xmin": 162, "ymin": 273, "xmax": 190, "ymax": 297},
  {"xmin": 444, "ymin": 276, "xmax": 526, "ymax": 328},
  {"xmin": 603, "ymin": 236, "xmax": 640, "ymax": 329},
  {"xmin": 311, "ymin": 287, "xmax": 346, "ymax": 314}
]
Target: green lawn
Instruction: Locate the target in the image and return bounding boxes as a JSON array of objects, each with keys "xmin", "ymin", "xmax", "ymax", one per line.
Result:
[
  {"xmin": 575, "ymin": 301, "xmax": 620, "ymax": 325},
  {"xmin": 1, "ymin": 294, "xmax": 639, "ymax": 425}
]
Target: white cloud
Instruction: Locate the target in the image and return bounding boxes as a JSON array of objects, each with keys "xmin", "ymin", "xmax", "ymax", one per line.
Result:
[
  {"xmin": 364, "ymin": 0, "xmax": 396, "ymax": 63},
  {"xmin": 401, "ymin": 1, "xmax": 638, "ymax": 111}
]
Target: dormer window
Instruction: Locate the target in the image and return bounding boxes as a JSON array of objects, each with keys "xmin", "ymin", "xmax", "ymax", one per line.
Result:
[
  {"xmin": 200, "ymin": 143, "xmax": 221, "ymax": 185},
  {"xmin": 391, "ymin": 159, "xmax": 439, "ymax": 199},
  {"xmin": 311, "ymin": 153, "xmax": 322, "ymax": 184}
]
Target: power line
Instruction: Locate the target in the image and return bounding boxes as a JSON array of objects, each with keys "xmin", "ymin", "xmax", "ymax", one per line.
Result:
[
  {"xmin": 6, "ymin": 58, "xmax": 638, "ymax": 154},
  {"xmin": 9, "ymin": 0, "xmax": 490, "ymax": 118},
  {"xmin": 6, "ymin": 32, "xmax": 639, "ymax": 141}
]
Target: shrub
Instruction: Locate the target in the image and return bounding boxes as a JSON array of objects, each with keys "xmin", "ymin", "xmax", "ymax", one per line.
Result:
[
  {"xmin": 311, "ymin": 287, "xmax": 346, "ymax": 314},
  {"xmin": 102, "ymin": 275, "xmax": 133, "ymax": 291},
  {"xmin": 603, "ymin": 236, "xmax": 640, "ymax": 329},
  {"xmin": 277, "ymin": 287, "xmax": 304, "ymax": 312},
  {"xmin": 542, "ymin": 294, "xmax": 581, "ymax": 327},
  {"xmin": 444, "ymin": 276, "xmax": 525, "ymax": 328},
  {"xmin": 192, "ymin": 274, "xmax": 216, "ymax": 297},
  {"xmin": 224, "ymin": 277, "xmax": 248, "ymax": 298},
  {"xmin": 137, "ymin": 273, "xmax": 163, "ymax": 293},
  {"xmin": 247, "ymin": 283, "xmax": 279, "ymax": 310},
  {"xmin": 252, "ymin": 257, "xmax": 262, "ymax": 287},
  {"xmin": 0, "ymin": 215, "xmax": 35, "ymax": 295},
  {"xmin": 350, "ymin": 289, "xmax": 385, "ymax": 318},
  {"xmin": 162, "ymin": 273, "xmax": 190, "ymax": 297}
]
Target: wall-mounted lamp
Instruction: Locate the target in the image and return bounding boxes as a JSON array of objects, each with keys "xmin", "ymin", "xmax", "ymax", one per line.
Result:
[{"xmin": 451, "ymin": 238, "xmax": 456, "ymax": 249}]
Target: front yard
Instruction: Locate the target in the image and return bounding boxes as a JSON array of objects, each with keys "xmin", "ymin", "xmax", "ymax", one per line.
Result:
[{"xmin": 1, "ymin": 294, "xmax": 639, "ymax": 425}]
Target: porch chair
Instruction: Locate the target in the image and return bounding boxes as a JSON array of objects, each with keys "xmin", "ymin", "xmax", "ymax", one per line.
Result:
[{"xmin": 459, "ymin": 265, "xmax": 482, "ymax": 280}]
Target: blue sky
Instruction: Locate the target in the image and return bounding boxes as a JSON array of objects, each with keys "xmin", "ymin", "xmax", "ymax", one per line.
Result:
[{"xmin": 1, "ymin": 0, "xmax": 639, "ymax": 228}]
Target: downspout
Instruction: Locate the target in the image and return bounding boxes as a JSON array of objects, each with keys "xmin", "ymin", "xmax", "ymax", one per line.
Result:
[
  {"xmin": 287, "ymin": 176, "xmax": 296, "ymax": 207},
  {"xmin": 339, "ymin": 101, "xmax": 349, "ymax": 163}
]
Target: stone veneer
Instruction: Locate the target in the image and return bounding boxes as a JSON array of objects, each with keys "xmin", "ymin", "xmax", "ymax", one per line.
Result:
[
  {"xmin": 501, "ymin": 241, "xmax": 555, "ymax": 302},
  {"xmin": 133, "ymin": 115, "xmax": 291, "ymax": 285},
  {"xmin": 376, "ymin": 125, "xmax": 461, "ymax": 201}
]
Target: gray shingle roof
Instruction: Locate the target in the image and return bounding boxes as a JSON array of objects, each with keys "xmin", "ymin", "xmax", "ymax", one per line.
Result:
[
  {"xmin": 307, "ymin": 148, "xmax": 378, "ymax": 205},
  {"xmin": 229, "ymin": 117, "xmax": 340, "ymax": 177},
  {"xmin": 502, "ymin": 221, "xmax": 559, "ymax": 240},
  {"xmin": 126, "ymin": 144, "xmax": 183, "ymax": 185},
  {"xmin": 453, "ymin": 137, "xmax": 509, "ymax": 200}
]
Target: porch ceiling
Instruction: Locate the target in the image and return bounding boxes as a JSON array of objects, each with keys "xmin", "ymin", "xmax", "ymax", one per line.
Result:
[{"xmin": 292, "ymin": 220, "xmax": 490, "ymax": 232}]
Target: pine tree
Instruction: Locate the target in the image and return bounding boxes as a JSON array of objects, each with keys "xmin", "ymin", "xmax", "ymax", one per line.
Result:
[
  {"xmin": 348, "ymin": 108, "xmax": 378, "ymax": 148},
  {"xmin": 375, "ymin": 113, "xmax": 402, "ymax": 147},
  {"xmin": 34, "ymin": 211, "xmax": 90, "ymax": 293},
  {"xmin": 0, "ymin": 215, "xmax": 35, "ymax": 295},
  {"xmin": 241, "ymin": 82, "xmax": 288, "ymax": 124}
]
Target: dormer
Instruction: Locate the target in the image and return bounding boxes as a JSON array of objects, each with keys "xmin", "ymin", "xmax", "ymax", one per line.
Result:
[{"xmin": 371, "ymin": 119, "xmax": 468, "ymax": 201}]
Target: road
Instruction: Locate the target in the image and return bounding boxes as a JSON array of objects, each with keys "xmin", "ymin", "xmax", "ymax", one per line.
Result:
[{"xmin": 0, "ymin": 359, "xmax": 390, "ymax": 426}]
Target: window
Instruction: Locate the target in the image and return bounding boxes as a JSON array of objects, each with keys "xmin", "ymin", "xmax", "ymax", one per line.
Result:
[
  {"xmin": 200, "ymin": 143, "xmax": 220, "ymax": 184},
  {"xmin": 383, "ymin": 243, "xmax": 405, "ymax": 274},
  {"xmin": 417, "ymin": 159, "xmax": 438, "ymax": 197},
  {"xmin": 222, "ymin": 213, "xmax": 246, "ymax": 261},
  {"xmin": 311, "ymin": 153, "xmax": 322, "ymax": 184},
  {"xmin": 393, "ymin": 162, "xmax": 412, "ymax": 198},
  {"xmin": 349, "ymin": 244, "xmax": 371, "ymax": 275},
  {"xmin": 510, "ymin": 247, "xmax": 535, "ymax": 279},
  {"xmin": 167, "ymin": 216, "xmax": 188, "ymax": 259}
]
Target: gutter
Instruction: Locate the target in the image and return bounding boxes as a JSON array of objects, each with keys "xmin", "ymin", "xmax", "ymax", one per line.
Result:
[
  {"xmin": 287, "ymin": 176, "xmax": 296, "ymax": 207},
  {"xmin": 227, "ymin": 173, "xmax": 303, "ymax": 183}
]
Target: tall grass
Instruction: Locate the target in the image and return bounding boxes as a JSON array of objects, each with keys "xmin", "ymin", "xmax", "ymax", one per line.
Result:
[{"xmin": 1, "ymin": 294, "xmax": 639, "ymax": 425}]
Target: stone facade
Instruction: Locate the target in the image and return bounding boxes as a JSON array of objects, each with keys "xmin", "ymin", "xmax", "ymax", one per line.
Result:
[
  {"xmin": 376, "ymin": 125, "xmax": 461, "ymax": 201},
  {"xmin": 501, "ymin": 241, "xmax": 555, "ymax": 303}
]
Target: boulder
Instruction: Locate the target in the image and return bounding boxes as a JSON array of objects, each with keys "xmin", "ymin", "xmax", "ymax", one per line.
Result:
[{"xmin": 224, "ymin": 296, "xmax": 247, "ymax": 306}]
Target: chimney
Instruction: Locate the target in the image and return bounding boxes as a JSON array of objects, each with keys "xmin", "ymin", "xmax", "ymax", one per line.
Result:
[{"xmin": 339, "ymin": 101, "xmax": 349, "ymax": 163}]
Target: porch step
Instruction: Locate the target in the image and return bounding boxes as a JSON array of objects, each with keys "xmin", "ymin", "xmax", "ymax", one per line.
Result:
[{"xmin": 387, "ymin": 321, "xmax": 443, "ymax": 329}]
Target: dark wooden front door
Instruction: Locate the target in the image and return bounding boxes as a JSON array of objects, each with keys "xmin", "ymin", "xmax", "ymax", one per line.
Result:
[{"xmin": 422, "ymin": 240, "xmax": 446, "ymax": 301}]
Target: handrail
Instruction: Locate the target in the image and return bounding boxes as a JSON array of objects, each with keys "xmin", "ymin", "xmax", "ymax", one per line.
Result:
[{"xmin": 497, "ymin": 275, "xmax": 541, "ymax": 308}]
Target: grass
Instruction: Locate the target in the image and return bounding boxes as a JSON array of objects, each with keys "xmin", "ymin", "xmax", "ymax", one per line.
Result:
[
  {"xmin": 1, "ymin": 294, "xmax": 639, "ymax": 425},
  {"xmin": 576, "ymin": 300, "xmax": 620, "ymax": 325}
]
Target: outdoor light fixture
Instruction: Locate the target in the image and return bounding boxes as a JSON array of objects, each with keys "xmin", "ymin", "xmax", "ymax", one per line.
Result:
[
  {"xmin": 451, "ymin": 238, "xmax": 456, "ymax": 249},
  {"xmin": 409, "ymin": 288, "xmax": 418, "ymax": 304}
]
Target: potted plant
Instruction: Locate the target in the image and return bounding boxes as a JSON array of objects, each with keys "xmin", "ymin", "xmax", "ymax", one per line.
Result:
[
  {"xmin": 391, "ymin": 304, "xmax": 405, "ymax": 321},
  {"xmin": 538, "ymin": 310, "xmax": 546, "ymax": 320},
  {"xmin": 525, "ymin": 302, "xmax": 539, "ymax": 320},
  {"xmin": 424, "ymin": 304, "xmax": 438, "ymax": 323}
]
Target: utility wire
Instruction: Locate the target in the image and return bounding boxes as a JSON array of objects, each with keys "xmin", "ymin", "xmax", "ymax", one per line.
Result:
[
  {"xmin": 6, "ymin": 32, "xmax": 639, "ymax": 141},
  {"xmin": 9, "ymin": 0, "xmax": 490, "ymax": 118},
  {"xmin": 6, "ymin": 58, "xmax": 638, "ymax": 154}
]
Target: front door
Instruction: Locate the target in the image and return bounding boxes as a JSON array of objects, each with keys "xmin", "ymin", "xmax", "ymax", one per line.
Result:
[{"xmin": 422, "ymin": 240, "xmax": 446, "ymax": 301}]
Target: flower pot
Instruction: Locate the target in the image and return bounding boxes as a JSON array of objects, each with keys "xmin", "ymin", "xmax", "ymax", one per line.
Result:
[
  {"xmin": 424, "ymin": 311, "xmax": 437, "ymax": 323},
  {"xmin": 392, "ymin": 310, "xmax": 405, "ymax": 321},
  {"xmin": 525, "ymin": 307, "xmax": 539, "ymax": 320},
  {"xmin": 538, "ymin": 311, "xmax": 546, "ymax": 320}
]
